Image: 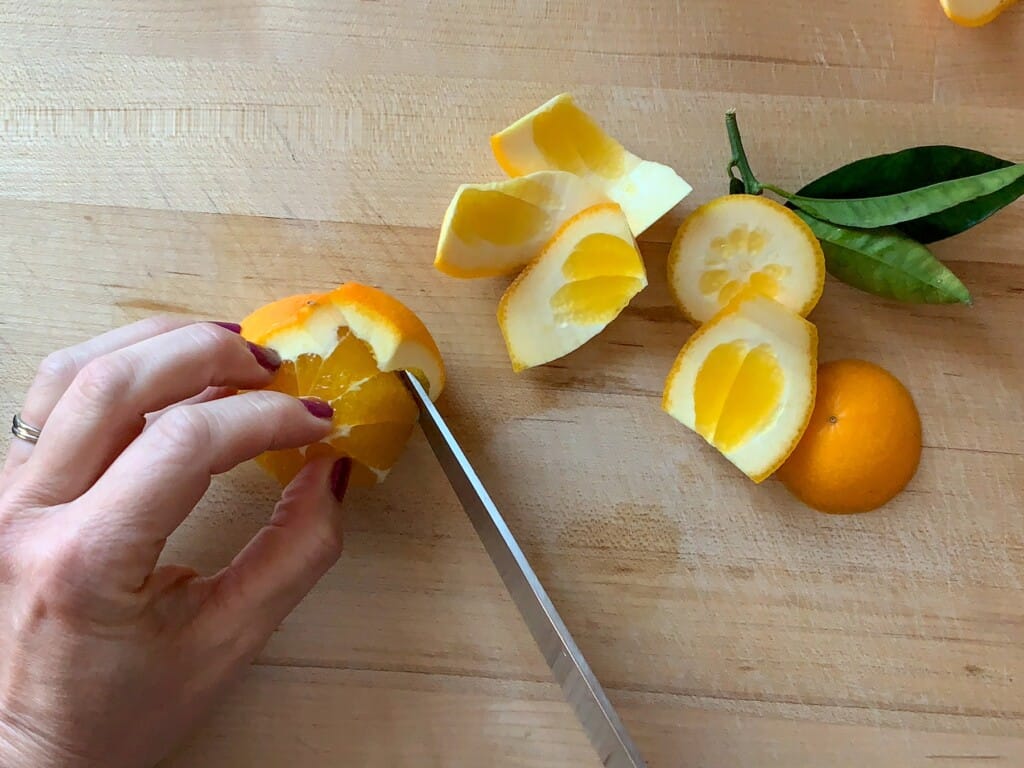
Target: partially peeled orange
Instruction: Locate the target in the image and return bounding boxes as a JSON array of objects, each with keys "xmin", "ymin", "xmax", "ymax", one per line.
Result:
[{"xmin": 242, "ymin": 283, "xmax": 445, "ymax": 487}]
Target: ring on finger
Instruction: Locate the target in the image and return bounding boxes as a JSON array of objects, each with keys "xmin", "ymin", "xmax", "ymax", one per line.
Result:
[{"xmin": 11, "ymin": 414, "xmax": 42, "ymax": 445}]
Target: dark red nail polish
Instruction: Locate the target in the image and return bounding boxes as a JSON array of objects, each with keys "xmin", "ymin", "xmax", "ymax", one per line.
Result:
[
  {"xmin": 211, "ymin": 321, "xmax": 242, "ymax": 334},
  {"xmin": 300, "ymin": 397, "xmax": 334, "ymax": 420},
  {"xmin": 330, "ymin": 457, "xmax": 352, "ymax": 502},
  {"xmin": 247, "ymin": 341, "xmax": 282, "ymax": 372}
]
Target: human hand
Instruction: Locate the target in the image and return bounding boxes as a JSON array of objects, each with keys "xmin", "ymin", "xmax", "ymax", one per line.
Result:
[{"xmin": 0, "ymin": 317, "xmax": 351, "ymax": 768}]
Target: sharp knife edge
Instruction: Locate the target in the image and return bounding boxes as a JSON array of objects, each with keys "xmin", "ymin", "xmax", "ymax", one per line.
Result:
[{"xmin": 403, "ymin": 372, "xmax": 646, "ymax": 768}]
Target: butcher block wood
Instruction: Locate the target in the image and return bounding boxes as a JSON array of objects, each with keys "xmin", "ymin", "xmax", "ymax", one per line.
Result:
[{"xmin": 1, "ymin": 2, "xmax": 1023, "ymax": 766}]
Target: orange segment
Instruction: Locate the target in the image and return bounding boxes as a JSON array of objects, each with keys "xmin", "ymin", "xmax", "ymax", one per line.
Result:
[{"xmin": 242, "ymin": 283, "xmax": 446, "ymax": 486}]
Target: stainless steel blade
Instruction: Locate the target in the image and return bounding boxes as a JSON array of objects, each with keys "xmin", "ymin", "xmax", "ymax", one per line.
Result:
[{"xmin": 402, "ymin": 372, "xmax": 646, "ymax": 768}]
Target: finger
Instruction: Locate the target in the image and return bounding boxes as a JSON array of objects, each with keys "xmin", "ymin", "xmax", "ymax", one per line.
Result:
[
  {"xmin": 144, "ymin": 386, "xmax": 238, "ymax": 428},
  {"xmin": 78, "ymin": 390, "xmax": 335, "ymax": 583},
  {"xmin": 21, "ymin": 322, "xmax": 282, "ymax": 504},
  {"xmin": 3, "ymin": 315, "xmax": 196, "ymax": 476},
  {"xmin": 211, "ymin": 456, "xmax": 350, "ymax": 642}
]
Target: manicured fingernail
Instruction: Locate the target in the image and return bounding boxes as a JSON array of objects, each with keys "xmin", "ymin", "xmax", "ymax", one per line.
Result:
[
  {"xmin": 211, "ymin": 321, "xmax": 242, "ymax": 334},
  {"xmin": 247, "ymin": 341, "xmax": 282, "ymax": 372},
  {"xmin": 300, "ymin": 397, "xmax": 334, "ymax": 420},
  {"xmin": 330, "ymin": 457, "xmax": 352, "ymax": 503}
]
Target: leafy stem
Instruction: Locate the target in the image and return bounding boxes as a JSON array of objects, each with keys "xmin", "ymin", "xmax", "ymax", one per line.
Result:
[{"xmin": 726, "ymin": 110, "xmax": 762, "ymax": 196}]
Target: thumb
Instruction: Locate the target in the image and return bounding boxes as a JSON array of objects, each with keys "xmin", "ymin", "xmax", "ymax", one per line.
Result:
[{"xmin": 214, "ymin": 455, "xmax": 352, "ymax": 638}]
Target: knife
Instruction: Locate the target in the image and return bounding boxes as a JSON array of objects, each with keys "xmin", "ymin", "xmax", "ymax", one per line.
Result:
[{"xmin": 402, "ymin": 372, "xmax": 647, "ymax": 768}]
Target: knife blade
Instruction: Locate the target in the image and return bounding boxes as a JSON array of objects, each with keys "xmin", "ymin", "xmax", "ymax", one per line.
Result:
[{"xmin": 402, "ymin": 372, "xmax": 647, "ymax": 768}]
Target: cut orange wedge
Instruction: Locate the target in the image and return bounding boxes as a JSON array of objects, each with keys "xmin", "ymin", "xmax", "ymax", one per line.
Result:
[
  {"xmin": 663, "ymin": 293, "xmax": 817, "ymax": 482},
  {"xmin": 491, "ymin": 94, "xmax": 691, "ymax": 235},
  {"xmin": 242, "ymin": 283, "xmax": 445, "ymax": 486},
  {"xmin": 498, "ymin": 202, "xmax": 646, "ymax": 372},
  {"xmin": 435, "ymin": 171, "xmax": 607, "ymax": 278}
]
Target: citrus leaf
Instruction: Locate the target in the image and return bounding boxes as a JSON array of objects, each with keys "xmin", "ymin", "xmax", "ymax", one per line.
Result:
[
  {"xmin": 768, "ymin": 162, "xmax": 1024, "ymax": 231},
  {"xmin": 795, "ymin": 212, "xmax": 972, "ymax": 305},
  {"xmin": 795, "ymin": 146, "xmax": 1024, "ymax": 243}
]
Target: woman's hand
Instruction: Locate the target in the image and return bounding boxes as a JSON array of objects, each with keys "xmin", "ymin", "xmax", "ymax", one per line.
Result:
[{"xmin": 0, "ymin": 317, "xmax": 351, "ymax": 768}]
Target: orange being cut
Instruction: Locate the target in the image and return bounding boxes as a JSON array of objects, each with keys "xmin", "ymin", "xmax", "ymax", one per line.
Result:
[
  {"xmin": 241, "ymin": 283, "xmax": 445, "ymax": 487},
  {"xmin": 491, "ymin": 94, "xmax": 691, "ymax": 235},
  {"xmin": 777, "ymin": 359, "xmax": 922, "ymax": 514}
]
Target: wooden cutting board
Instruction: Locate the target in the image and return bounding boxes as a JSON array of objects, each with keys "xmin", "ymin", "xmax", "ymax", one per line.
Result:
[{"xmin": 1, "ymin": 2, "xmax": 1022, "ymax": 765}]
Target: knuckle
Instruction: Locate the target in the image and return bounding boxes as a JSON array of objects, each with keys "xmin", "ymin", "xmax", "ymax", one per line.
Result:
[
  {"xmin": 151, "ymin": 405, "xmax": 213, "ymax": 458},
  {"xmin": 36, "ymin": 349, "xmax": 79, "ymax": 388},
  {"xmin": 186, "ymin": 321, "xmax": 244, "ymax": 358},
  {"xmin": 73, "ymin": 354, "xmax": 136, "ymax": 408},
  {"xmin": 139, "ymin": 313, "xmax": 187, "ymax": 338}
]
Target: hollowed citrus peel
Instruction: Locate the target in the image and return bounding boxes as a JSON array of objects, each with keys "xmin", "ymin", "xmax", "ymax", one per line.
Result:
[
  {"xmin": 499, "ymin": 203, "xmax": 647, "ymax": 371},
  {"xmin": 491, "ymin": 93, "xmax": 691, "ymax": 235},
  {"xmin": 940, "ymin": 0, "xmax": 1018, "ymax": 26},
  {"xmin": 435, "ymin": 94, "xmax": 689, "ymax": 371},
  {"xmin": 242, "ymin": 283, "xmax": 445, "ymax": 487},
  {"xmin": 663, "ymin": 293, "xmax": 818, "ymax": 482},
  {"xmin": 668, "ymin": 194, "xmax": 825, "ymax": 325}
]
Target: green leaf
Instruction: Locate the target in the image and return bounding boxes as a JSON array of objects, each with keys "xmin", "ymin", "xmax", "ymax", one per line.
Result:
[
  {"xmin": 768, "ymin": 162, "xmax": 1024, "ymax": 230},
  {"xmin": 795, "ymin": 146, "xmax": 1024, "ymax": 243},
  {"xmin": 795, "ymin": 212, "xmax": 972, "ymax": 305}
]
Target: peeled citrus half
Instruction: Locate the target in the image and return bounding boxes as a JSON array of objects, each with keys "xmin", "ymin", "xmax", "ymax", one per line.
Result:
[
  {"xmin": 498, "ymin": 202, "xmax": 646, "ymax": 372},
  {"xmin": 491, "ymin": 94, "xmax": 691, "ymax": 235},
  {"xmin": 242, "ymin": 283, "xmax": 445, "ymax": 487},
  {"xmin": 662, "ymin": 293, "xmax": 817, "ymax": 482},
  {"xmin": 940, "ymin": 0, "xmax": 1017, "ymax": 26},
  {"xmin": 435, "ymin": 170, "xmax": 607, "ymax": 278},
  {"xmin": 668, "ymin": 195, "xmax": 825, "ymax": 325}
]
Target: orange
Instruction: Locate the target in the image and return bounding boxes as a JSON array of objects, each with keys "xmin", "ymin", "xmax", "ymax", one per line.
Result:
[
  {"xmin": 776, "ymin": 359, "xmax": 922, "ymax": 514},
  {"xmin": 241, "ymin": 283, "xmax": 445, "ymax": 487}
]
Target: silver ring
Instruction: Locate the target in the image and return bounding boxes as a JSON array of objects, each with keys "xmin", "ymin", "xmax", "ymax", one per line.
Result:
[{"xmin": 11, "ymin": 414, "xmax": 41, "ymax": 444}]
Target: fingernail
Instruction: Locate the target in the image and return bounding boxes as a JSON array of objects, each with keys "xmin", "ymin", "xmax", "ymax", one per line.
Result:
[
  {"xmin": 247, "ymin": 341, "xmax": 282, "ymax": 372},
  {"xmin": 211, "ymin": 321, "xmax": 242, "ymax": 334},
  {"xmin": 300, "ymin": 397, "xmax": 334, "ymax": 420},
  {"xmin": 330, "ymin": 457, "xmax": 352, "ymax": 503}
]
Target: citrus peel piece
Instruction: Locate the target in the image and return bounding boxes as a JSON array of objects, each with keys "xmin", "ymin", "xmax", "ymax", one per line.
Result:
[
  {"xmin": 435, "ymin": 171, "xmax": 608, "ymax": 278},
  {"xmin": 662, "ymin": 293, "xmax": 818, "ymax": 482},
  {"xmin": 498, "ymin": 202, "xmax": 647, "ymax": 372},
  {"xmin": 668, "ymin": 194, "xmax": 825, "ymax": 325},
  {"xmin": 939, "ymin": 0, "xmax": 1018, "ymax": 26},
  {"xmin": 491, "ymin": 94, "xmax": 691, "ymax": 235}
]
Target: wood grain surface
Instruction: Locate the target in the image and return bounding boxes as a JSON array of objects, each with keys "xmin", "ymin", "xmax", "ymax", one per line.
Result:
[{"xmin": 2, "ymin": 2, "xmax": 1023, "ymax": 766}]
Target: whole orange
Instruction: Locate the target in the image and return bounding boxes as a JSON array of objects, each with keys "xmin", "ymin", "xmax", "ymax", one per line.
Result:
[{"xmin": 776, "ymin": 359, "xmax": 922, "ymax": 514}]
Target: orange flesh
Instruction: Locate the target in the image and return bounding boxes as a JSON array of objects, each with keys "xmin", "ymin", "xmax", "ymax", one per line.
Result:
[
  {"xmin": 450, "ymin": 188, "xmax": 549, "ymax": 246},
  {"xmin": 694, "ymin": 341, "xmax": 785, "ymax": 452},
  {"xmin": 532, "ymin": 99, "xmax": 626, "ymax": 179}
]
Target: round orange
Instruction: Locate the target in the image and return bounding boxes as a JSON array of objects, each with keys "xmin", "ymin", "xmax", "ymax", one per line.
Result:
[{"xmin": 776, "ymin": 359, "xmax": 922, "ymax": 514}]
